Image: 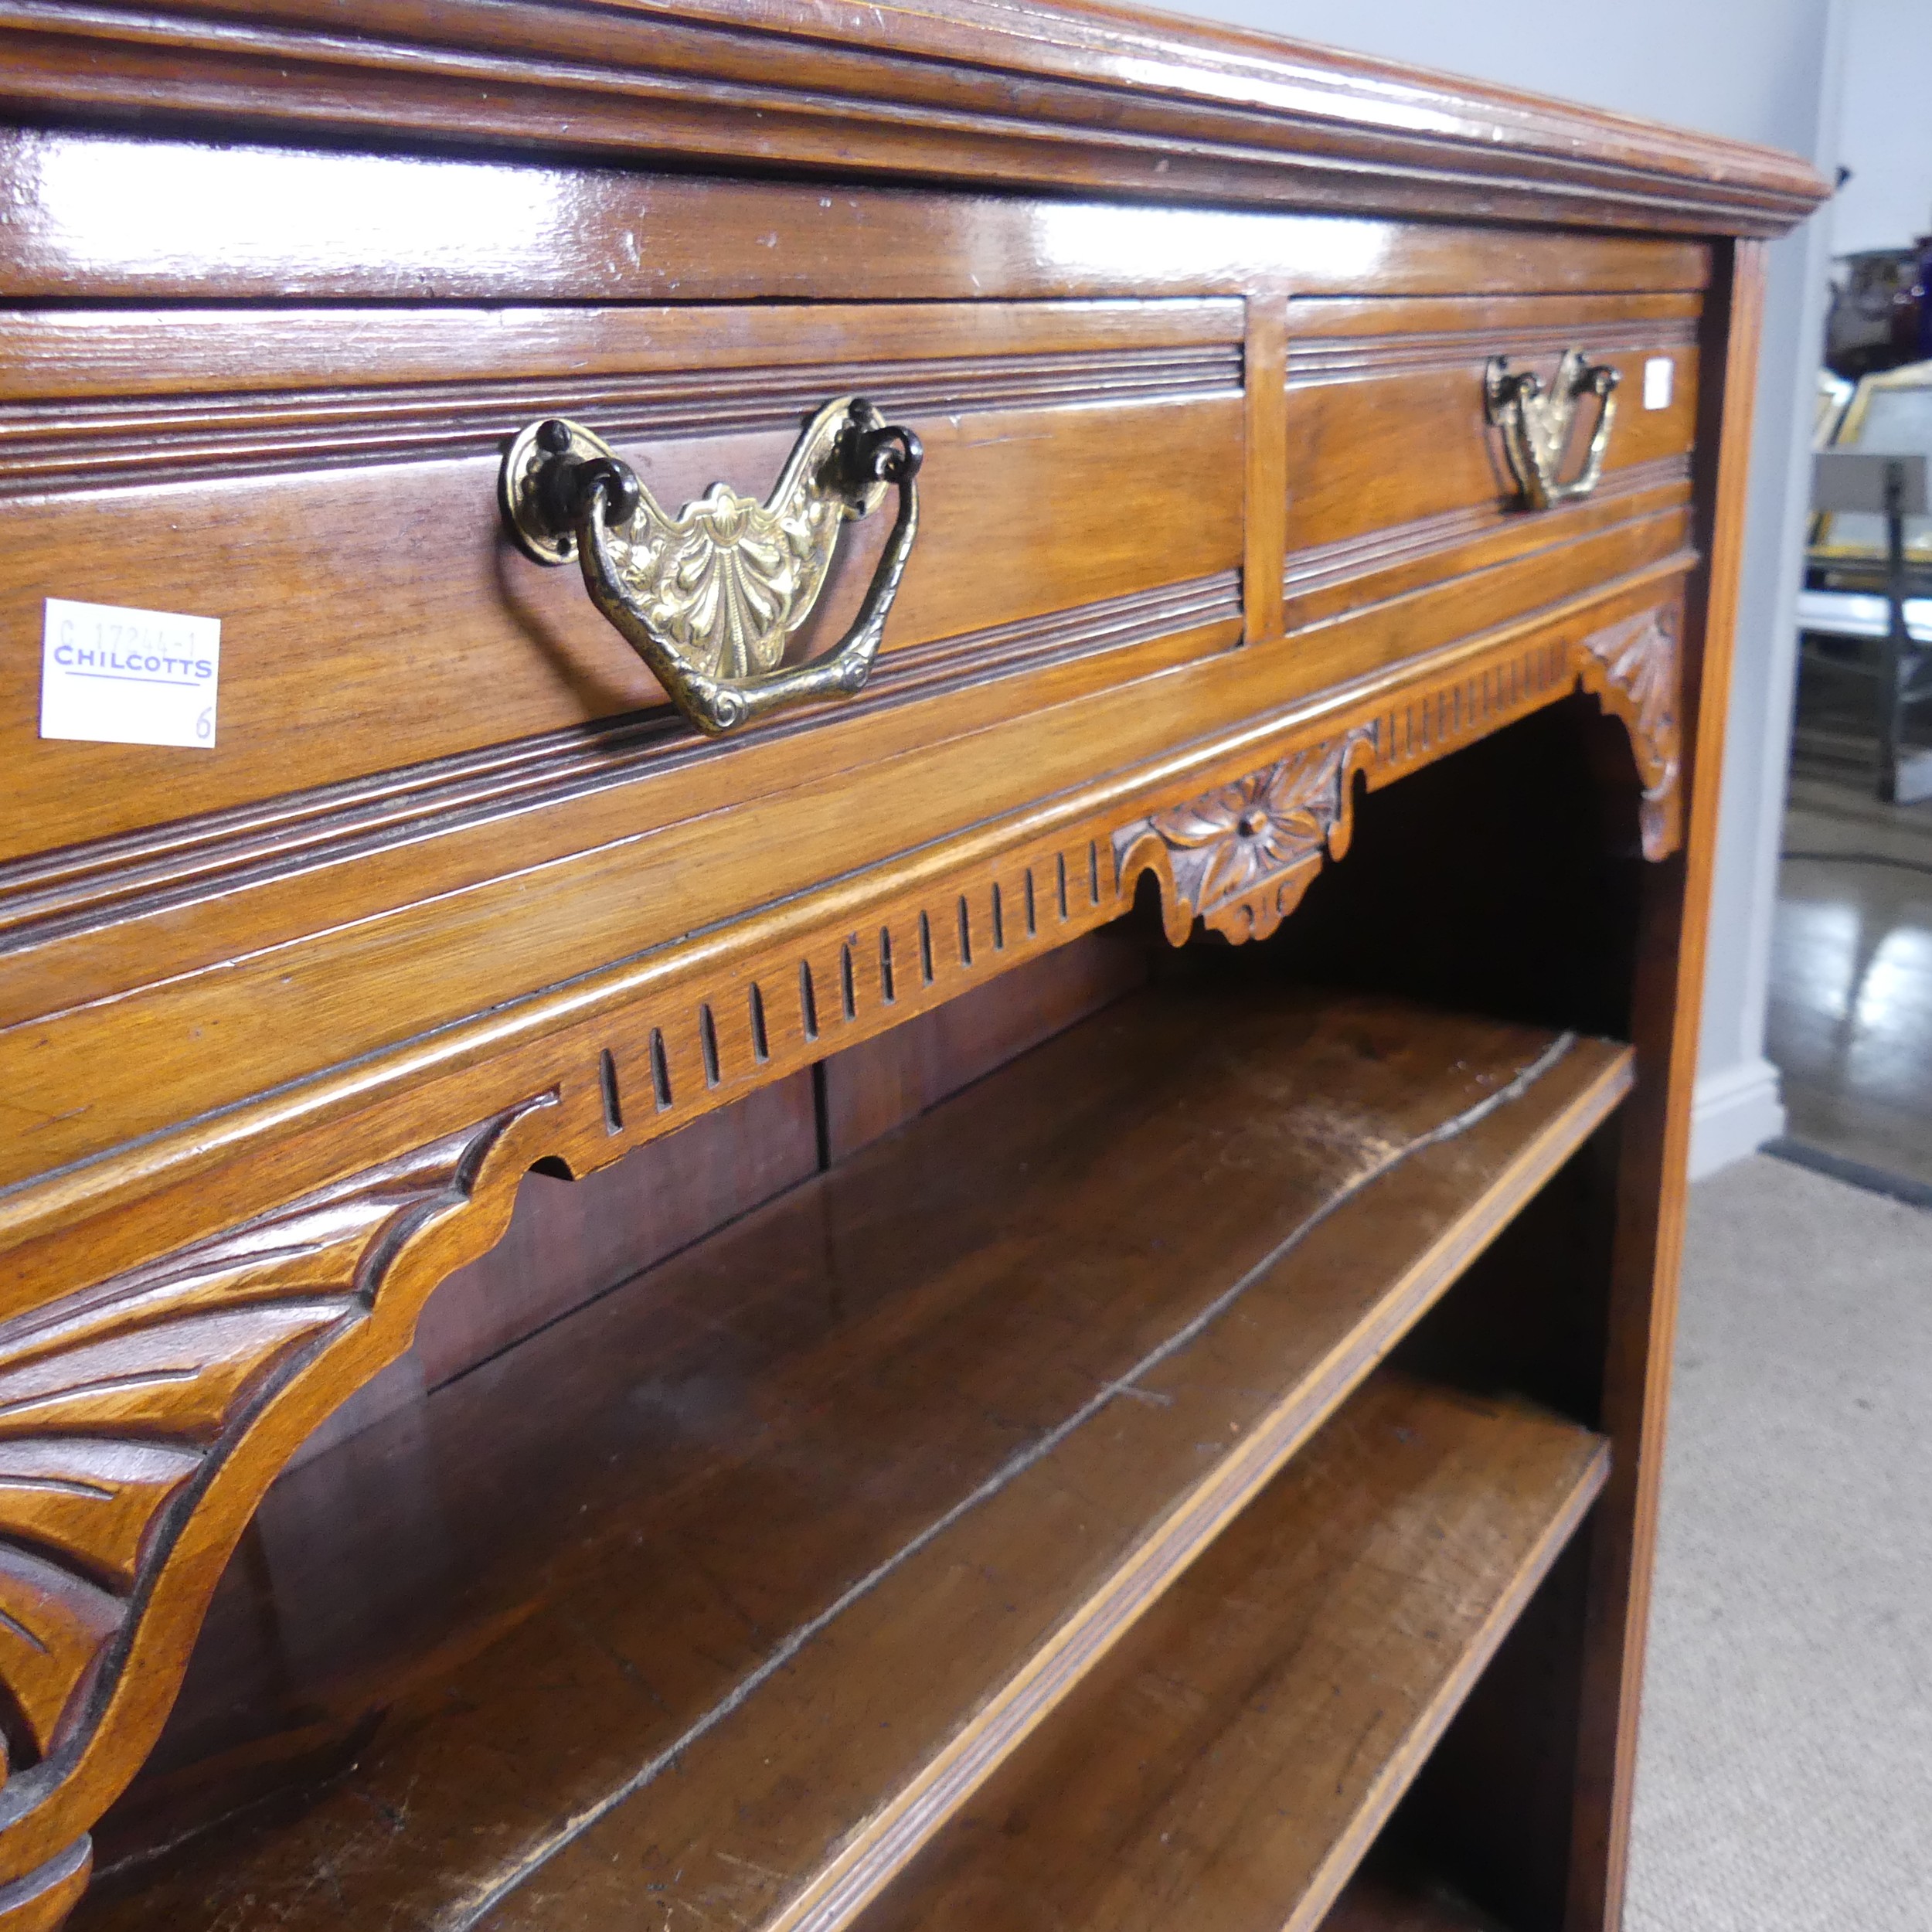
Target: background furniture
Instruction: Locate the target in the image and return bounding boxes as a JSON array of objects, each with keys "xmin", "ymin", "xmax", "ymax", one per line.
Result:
[
  {"xmin": 1811, "ymin": 358, "xmax": 1932, "ymax": 573},
  {"xmin": 1806, "ymin": 390, "xmax": 1932, "ymax": 799},
  {"xmin": 0, "ymin": 7, "xmax": 1824, "ymax": 1929},
  {"xmin": 1817, "ymin": 369, "xmax": 1855, "ymax": 446}
]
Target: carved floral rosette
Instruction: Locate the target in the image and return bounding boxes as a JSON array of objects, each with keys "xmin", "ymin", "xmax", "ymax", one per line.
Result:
[{"xmin": 1113, "ymin": 726, "xmax": 1378, "ymax": 945}]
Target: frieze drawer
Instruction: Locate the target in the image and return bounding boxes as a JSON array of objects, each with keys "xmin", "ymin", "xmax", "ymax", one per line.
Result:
[
  {"xmin": 1282, "ymin": 283, "xmax": 1707, "ymax": 681},
  {"xmin": 0, "ymin": 298, "xmax": 1247, "ymax": 862}
]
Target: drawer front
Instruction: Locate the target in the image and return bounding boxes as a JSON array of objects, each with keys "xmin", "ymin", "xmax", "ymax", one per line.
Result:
[
  {"xmin": 0, "ymin": 189, "xmax": 1712, "ymax": 1216},
  {"xmin": 0, "ymin": 298, "xmax": 1246, "ymax": 864},
  {"xmin": 1284, "ymin": 291, "xmax": 1701, "ymax": 635}
]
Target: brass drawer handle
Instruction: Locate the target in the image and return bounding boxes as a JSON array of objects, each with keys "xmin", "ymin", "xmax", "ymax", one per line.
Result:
[
  {"xmin": 501, "ymin": 398, "xmax": 923, "ymax": 735},
  {"xmin": 1484, "ymin": 349, "xmax": 1621, "ymax": 510}
]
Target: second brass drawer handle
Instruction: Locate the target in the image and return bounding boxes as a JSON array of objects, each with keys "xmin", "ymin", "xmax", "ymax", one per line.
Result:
[
  {"xmin": 1485, "ymin": 349, "xmax": 1621, "ymax": 511},
  {"xmin": 502, "ymin": 398, "xmax": 923, "ymax": 736}
]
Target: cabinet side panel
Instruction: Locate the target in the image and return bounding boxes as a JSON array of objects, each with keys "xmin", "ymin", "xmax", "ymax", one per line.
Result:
[{"xmin": 1562, "ymin": 234, "xmax": 1770, "ymax": 1932}]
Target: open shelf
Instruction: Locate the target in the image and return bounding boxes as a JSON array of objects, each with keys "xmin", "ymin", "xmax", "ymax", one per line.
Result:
[
  {"xmin": 855, "ymin": 1369, "xmax": 1606, "ymax": 1932},
  {"xmin": 77, "ymin": 983, "xmax": 1629, "ymax": 1932}
]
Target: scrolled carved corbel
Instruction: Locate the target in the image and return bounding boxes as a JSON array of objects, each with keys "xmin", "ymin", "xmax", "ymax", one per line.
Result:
[
  {"xmin": 0, "ymin": 1093, "xmax": 558, "ymax": 1911},
  {"xmin": 1114, "ymin": 726, "xmax": 1379, "ymax": 944},
  {"xmin": 1575, "ymin": 605, "xmax": 1682, "ymax": 860}
]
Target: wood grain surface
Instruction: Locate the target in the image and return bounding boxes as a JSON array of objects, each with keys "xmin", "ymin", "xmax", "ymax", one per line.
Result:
[
  {"xmin": 0, "ymin": 575, "xmax": 1689, "ymax": 1259},
  {"xmin": 0, "ymin": 190, "xmax": 1709, "ymax": 1260},
  {"xmin": 66, "ymin": 985, "xmax": 1628, "ymax": 1931},
  {"xmin": 0, "ymin": 4, "xmax": 1819, "ymax": 1923},
  {"xmin": 1560, "ymin": 238, "xmax": 1772, "ymax": 1932},
  {"xmin": 0, "ymin": 310, "xmax": 1245, "ymax": 856},
  {"xmin": 856, "ymin": 1372, "xmax": 1608, "ymax": 1932},
  {"xmin": 0, "ymin": 134, "xmax": 1723, "ymax": 305},
  {"xmin": 1284, "ymin": 290, "xmax": 1702, "ymax": 628},
  {"xmin": 0, "ymin": 1845, "xmax": 90, "ymax": 1932}
]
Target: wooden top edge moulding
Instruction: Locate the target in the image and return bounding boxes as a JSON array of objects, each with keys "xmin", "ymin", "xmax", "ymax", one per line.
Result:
[{"xmin": 0, "ymin": 0, "xmax": 1828, "ymax": 233}]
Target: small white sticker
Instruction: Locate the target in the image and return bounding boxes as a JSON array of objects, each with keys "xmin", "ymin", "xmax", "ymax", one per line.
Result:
[
  {"xmin": 39, "ymin": 598, "xmax": 221, "ymax": 750},
  {"xmin": 1643, "ymin": 356, "xmax": 1675, "ymax": 411}
]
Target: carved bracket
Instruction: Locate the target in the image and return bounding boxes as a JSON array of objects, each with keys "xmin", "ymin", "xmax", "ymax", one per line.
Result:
[
  {"xmin": 1113, "ymin": 726, "xmax": 1379, "ymax": 945},
  {"xmin": 1574, "ymin": 604, "xmax": 1682, "ymax": 861},
  {"xmin": 0, "ymin": 1094, "xmax": 556, "ymax": 1893},
  {"xmin": 1112, "ymin": 597, "xmax": 1685, "ymax": 955}
]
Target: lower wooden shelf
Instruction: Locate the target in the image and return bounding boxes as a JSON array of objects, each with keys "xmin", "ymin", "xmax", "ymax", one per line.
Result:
[
  {"xmin": 76, "ymin": 985, "xmax": 1628, "ymax": 1932},
  {"xmin": 855, "ymin": 1370, "xmax": 1607, "ymax": 1932}
]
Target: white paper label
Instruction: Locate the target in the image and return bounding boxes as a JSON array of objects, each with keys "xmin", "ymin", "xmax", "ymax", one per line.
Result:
[
  {"xmin": 1643, "ymin": 356, "xmax": 1675, "ymax": 411},
  {"xmin": 39, "ymin": 598, "xmax": 221, "ymax": 750}
]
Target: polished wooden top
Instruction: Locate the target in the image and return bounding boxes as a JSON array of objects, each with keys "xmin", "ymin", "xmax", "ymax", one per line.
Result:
[{"xmin": 0, "ymin": 0, "xmax": 1827, "ymax": 233}]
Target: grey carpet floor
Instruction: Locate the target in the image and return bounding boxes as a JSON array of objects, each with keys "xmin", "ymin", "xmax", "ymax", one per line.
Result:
[{"xmin": 1626, "ymin": 1155, "xmax": 1932, "ymax": 1930}]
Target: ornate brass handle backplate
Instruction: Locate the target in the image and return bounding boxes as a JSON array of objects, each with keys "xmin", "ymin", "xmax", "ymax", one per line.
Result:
[
  {"xmin": 501, "ymin": 398, "xmax": 923, "ymax": 735},
  {"xmin": 1484, "ymin": 349, "xmax": 1621, "ymax": 510}
]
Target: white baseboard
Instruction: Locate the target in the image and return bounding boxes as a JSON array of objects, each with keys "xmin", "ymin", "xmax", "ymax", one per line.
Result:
[{"xmin": 1689, "ymin": 1056, "xmax": 1787, "ymax": 1181}]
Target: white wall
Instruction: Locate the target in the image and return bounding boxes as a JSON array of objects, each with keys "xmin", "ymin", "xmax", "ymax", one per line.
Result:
[
  {"xmin": 1832, "ymin": 0, "xmax": 1932, "ymax": 255},
  {"xmin": 1150, "ymin": 0, "xmax": 1831, "ymax": 145},
  {"xmin": 1146, "ymin": 0, "xmax": 1844, "ymax": 1176}
]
